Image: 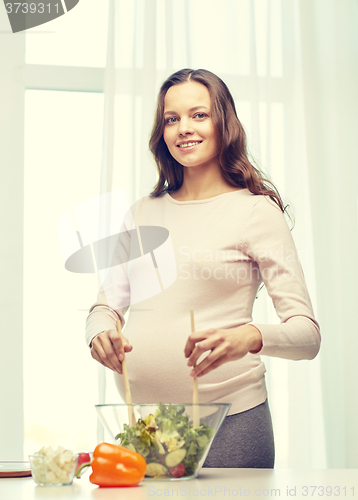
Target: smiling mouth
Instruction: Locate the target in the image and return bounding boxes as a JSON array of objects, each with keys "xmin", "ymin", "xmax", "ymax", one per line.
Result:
[{"xmin": 177, "ymin": 141, "xmax": 203, "ymax": 148}]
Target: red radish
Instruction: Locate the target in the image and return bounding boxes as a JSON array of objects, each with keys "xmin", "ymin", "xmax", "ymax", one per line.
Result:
[
  {"xmin": 76, "ymin": 452, "xmax": 91, "ymax": 475},
  {"xmin": 168, "ymin": 463, "xmax": 185, "ymax": 478}
]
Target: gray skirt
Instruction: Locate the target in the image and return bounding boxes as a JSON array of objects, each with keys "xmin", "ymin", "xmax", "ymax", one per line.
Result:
[{"xmin": 203, "ymin": 399, "xmax": 275, "ymax": 468}]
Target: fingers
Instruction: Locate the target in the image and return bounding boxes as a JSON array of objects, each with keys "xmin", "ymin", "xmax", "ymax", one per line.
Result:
[
  {"xmin": 184, "ymin": 329, "xmax": 216, "ymax": 358},
  {"xmin": 185, "ymin": 329, "xmax": 222, "ymax": 368},
  {"xmin": 190, "ymin": 344, "xmax": 228, "ymax": 377},
  {"xmin": 91, "ymin": 330, "xmax": 132, "ymax": 374},
  {"xmin": 122, "ymin": 337, "xmax": 133, "ymax": 353},
  {"xmin": 91, "ymin": 347, "xmax": 115, "ymax": 371},
  {"xmin": 91, "ymin": 332, "xmax": 121, "ymax": 373},
  {"xmin": 108, "ymin": 329, "xmax": 125, "ymax": 362},
  {"xmin": 185, "ymin": 327, "xmax": 250, "ymax": 378}
]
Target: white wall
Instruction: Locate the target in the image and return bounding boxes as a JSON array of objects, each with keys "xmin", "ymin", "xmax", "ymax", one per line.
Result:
[{"xmin": 0, "ymin": 9, "xmax": 25, "ymax": 460}]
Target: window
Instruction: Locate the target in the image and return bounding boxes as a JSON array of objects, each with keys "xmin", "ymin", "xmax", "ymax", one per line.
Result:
[
  {"xmin": 23, "ymin": 0, "xmax": 110, "ymax": 455},
  {"xmin": 23, "ymin": 90, "xmax": 104, "ymax": 455}
]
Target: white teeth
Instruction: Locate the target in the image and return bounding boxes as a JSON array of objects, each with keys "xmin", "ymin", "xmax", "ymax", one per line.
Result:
[{"xmin": 178, "ymin": 141, "xmax": 201, "ymax": 148}]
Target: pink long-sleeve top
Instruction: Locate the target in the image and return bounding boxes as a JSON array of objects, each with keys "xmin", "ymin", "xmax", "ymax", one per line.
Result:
[{"xmin": 85, "ymin": 188, "xmax": 321, "ymax": 415}]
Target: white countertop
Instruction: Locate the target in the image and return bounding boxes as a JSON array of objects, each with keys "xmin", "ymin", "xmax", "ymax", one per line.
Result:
[{"xmin": 0, "ymin": 468, "xmax": 357, "ymax": 500}]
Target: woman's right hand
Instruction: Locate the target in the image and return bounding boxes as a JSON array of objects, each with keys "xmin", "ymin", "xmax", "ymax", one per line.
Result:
[{"xmin": 90, "ymin": 330, "xmax": 133, "ymax": 374}]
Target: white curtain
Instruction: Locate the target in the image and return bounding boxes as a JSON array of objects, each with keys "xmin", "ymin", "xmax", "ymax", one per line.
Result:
[
  {"xmin": 297, "ymin": 0, "xmax": 358, "ymax": 468},
  {"xmin": 98, "ymin": 0, "xmax": 358, "ymax": 468}
]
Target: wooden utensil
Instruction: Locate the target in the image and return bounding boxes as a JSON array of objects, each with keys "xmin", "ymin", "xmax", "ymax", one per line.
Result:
[
  {"xmin": 116, "ymin": 320, "xmax": 135, "ymax": 427},
  {"xmin": 190, "ymin": 310, "xmax": 200, "ymax": 427}
]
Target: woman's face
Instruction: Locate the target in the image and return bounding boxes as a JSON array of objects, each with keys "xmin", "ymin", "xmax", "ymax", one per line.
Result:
[{"xmin": 163, "ymin": 81, "xmax": 219, "ymax": 171}]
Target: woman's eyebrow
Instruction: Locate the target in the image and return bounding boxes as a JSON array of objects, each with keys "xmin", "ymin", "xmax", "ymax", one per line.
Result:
[{"xmin": 163, "ymin": 106, "xmax": 210, "ymax": 115}]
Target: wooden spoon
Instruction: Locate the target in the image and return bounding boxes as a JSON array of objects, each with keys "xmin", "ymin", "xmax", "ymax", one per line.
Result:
[
  {"xmin": 116, "ymin": 320, "xmax": 135, "ymax": 427},
  {"xmin": 190, "ymin": 310, "xmax": 200, "ymax": 427}
]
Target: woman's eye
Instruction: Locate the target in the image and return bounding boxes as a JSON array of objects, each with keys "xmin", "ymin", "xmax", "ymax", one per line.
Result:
[
  {"xmin": 194, "ymin": 113, "xmax": 208, "ymax": 119},
  {"xmin": 165, "ymin": 117, "xmax": 178, "ymax": 124}
]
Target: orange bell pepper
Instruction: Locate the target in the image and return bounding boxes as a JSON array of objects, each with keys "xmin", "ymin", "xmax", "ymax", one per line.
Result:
[{"xmin": 89, "ymin": 442, "xmax": 146, "ymax": 487}]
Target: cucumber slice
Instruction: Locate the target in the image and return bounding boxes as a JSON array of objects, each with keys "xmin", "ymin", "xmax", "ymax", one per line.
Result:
[
  {"xmin": 146, "ymin": 463, "xmax": 169, "ymax": 477},
  {"xmin": 165, "ymin": 448, "xmax": 186, "ymax": 468}
]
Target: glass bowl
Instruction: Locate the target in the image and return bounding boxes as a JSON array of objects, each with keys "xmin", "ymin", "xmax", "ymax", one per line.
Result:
[
  {"xmin": 29, "ymin": 452, "xmax": 79, "ymax": 486},
  {"xmin": 95, "ymin": 403, "xmax": 231, "ymax": 481}
]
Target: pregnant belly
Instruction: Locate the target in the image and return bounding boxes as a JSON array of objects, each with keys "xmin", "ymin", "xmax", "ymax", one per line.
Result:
[
  {"xmin": 113, "ymin": 308, "xmax": 264, "ymax": 405},
  {"xmin": 114, "ymin": 332, "xmax": 193, "ymax": 404},
  {"xmin": 113, "ymin": 333, "xmax": 262, "ymax": 407}
]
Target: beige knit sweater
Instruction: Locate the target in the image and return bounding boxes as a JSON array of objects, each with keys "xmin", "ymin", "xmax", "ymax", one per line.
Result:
[{"xmin": 86, "ymin": 189, "xmax": 320, "ymax": 415}]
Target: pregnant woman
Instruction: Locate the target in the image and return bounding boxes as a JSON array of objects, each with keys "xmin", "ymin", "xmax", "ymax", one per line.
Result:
[{"xmin": 85, "ymin": 68, "xmax": 321, "ymax": 468}]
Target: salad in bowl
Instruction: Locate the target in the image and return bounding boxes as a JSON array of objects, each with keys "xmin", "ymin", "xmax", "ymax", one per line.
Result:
[{"xmin": 96, "ymin": 402, "xmax": 230, "ymax": 480}]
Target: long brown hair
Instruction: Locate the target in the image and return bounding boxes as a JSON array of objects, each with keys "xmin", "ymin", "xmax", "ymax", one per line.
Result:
[{"xmin": 149, "ymin": 68, "xmax": 292, "ymax": 221}]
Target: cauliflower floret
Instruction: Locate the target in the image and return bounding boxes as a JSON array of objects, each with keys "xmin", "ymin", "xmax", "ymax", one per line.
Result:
[{"xmin": 156, "ymin": 431, "xmax": 185, "ymax": 452}]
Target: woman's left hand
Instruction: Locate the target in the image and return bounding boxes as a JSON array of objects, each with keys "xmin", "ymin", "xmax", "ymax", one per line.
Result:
[{"xmin": 184, "ymin": 324, "xmax": 262, "ymax": 378}]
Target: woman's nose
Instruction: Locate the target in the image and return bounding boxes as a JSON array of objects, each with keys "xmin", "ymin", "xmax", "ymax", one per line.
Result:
[{"xmin": 178, "ymin": 119, "xmax": 194, "ymax": 136}]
